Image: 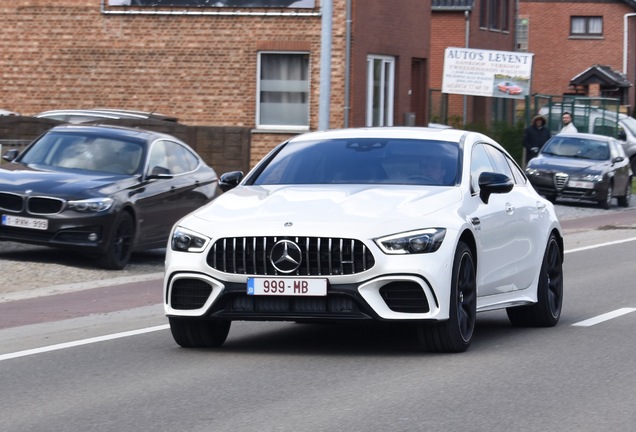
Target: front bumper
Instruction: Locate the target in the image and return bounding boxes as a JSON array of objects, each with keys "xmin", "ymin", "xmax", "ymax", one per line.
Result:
[{"xmin": 0, "ymin": 211, "xmax": 117, "ymax": 253}]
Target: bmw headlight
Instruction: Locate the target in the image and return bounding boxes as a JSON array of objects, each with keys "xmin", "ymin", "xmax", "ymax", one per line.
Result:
[
  {"xmin": 67, "ymin": 197, "xmax": 114, "ymax": 213},
  {"xmin": 375, "ymin": 228, "xmax": 446, "ymax": 254},
  {"xmin": 171, "ymin": 227, "xmax": 209, "ymax": 253}
]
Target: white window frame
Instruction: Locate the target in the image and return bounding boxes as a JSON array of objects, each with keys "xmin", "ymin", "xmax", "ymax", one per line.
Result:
[
  {"xmin": 366, "ymin": 55, "xmax": 395, "ymax": 127},
  {"xmin": 256, "ymin": 51, "xmax": 310, "ymax": 131}
]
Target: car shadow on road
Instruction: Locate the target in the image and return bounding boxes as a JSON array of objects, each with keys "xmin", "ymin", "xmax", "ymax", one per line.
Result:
[{"xmin": 195, "ymin": 313, "xmax": 529, "ymax": 357}]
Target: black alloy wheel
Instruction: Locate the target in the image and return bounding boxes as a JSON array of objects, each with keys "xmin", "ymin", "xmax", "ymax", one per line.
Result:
[
  {"xmin": 99, "ymin": 211, "xmax": 135, "ymax": 270},
  {"xmin": 417, "ymin": 241, "xmax": 476, "ymax": 353},
  {"xmin": 507, "ymin": 233, "xmax": 563, "ymax": 327}
]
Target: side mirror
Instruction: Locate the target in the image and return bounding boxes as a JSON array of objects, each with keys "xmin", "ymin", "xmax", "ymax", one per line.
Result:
[
  {"xmin": 2, "ymin": 148, "xmax": 20, "ymax": 162},
  {"xmin": 219, "ymin": 171, "xmax": 244, "ymax": 192},
  {"xmin": 478, "ymin": 172, "xmax": 514, "ymax": 204},
  {"xmin": 146, "ymin": 165, "xmax": 173, "ymax": 179},
  {"xmin": 617, "ymin": 130, "xmax": 627, "ymax": 141},
  {"xmin": 613, "ymin": 156, "xmax": 625, "ymax": 164}
]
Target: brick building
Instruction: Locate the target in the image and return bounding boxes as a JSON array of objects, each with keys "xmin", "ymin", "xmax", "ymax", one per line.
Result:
[
  {"xmin": 519, "ymin": 0, "xmax": 636, "ymax": 112},
  {"xmin": 0, "ymin": 0, "xmax": 431, "ymax": 167}
]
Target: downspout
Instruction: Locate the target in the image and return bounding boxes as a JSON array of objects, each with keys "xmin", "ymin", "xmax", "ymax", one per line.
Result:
[
  {"xmin": 462, "ymin": 10, "xmax": 470, "ymax": 127},
  {"xmin": 318, "ymin": 0, "xmax": 333, "ymax": 131},
  {"xmin": 344, "ymin": 0, "xmax": 352, "ymax": 128},
  {"xmin": 623, "ymin": 13, "xmax": 636, "ymax": 75}
]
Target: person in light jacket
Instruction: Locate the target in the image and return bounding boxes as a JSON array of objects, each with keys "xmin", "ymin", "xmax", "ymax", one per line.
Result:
[{"xmin": 560, "ymin": 112, "xmax": 578, "ymax": 133}]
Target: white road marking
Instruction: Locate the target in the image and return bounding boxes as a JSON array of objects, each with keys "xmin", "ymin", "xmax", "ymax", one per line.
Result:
[
  {"xmin": 565, "ymin": 236, "xmax": 636, "ymax": 254},
  {"xmin": 572, "ymin": 308, "xmax": 636, "ymax": 327},
  {"xmin": 0, "ymin": 324, "xmax": 169, "ymax": 362}
]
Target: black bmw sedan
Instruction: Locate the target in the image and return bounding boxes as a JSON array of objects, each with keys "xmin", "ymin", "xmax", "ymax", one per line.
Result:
[
  {"xmin": 0, "ymin": 124, "xmax": 218, "ymax": 269},
  {"xmin": 525, "ymin": 132, "xmax": 633, "ymax": 209}
]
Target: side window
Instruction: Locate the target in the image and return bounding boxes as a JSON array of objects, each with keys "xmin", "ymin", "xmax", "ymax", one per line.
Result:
[
  {"xmin": 165, "ymin": 141, "xmax": 198, "ymax": 174},
  {"xmin": 147, "ymin": 141, "xmax": 169, "ymax": 175},
  {"xmin": 484, "ymin": 145, "xmax": 514, "ymax": 177},
  {"xmin": 470, "ymin": 143, "xmax": 495, "ymax": 193}
]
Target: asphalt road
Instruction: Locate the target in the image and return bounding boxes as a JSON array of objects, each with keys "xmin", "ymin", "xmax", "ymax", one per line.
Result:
[{"xmin": 1, "ymin": 234, "xmax": 636, "ymax": 431}]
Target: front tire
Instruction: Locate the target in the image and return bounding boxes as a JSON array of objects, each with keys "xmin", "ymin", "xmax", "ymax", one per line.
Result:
[
  {"xmin": 99, "ymin": 211, "xmax": 134, "ymax": 270},
  {"xmin": 169, "ymin": 317, "xmax": 231, "ymax": 348},
  {"xmin": 599, "ymin": 183, "xmax": 613, "ymax": 209},
  {"xmin": 417, "ymin": 241, "xmax": 476, "ymax": 353},
  {"xmin": 617, "ymin": 178, "xmax": 632, "ymax": 207},
  {"xmin": 507, "ymin": 233, "xmax": 563, "ymax": 327}
]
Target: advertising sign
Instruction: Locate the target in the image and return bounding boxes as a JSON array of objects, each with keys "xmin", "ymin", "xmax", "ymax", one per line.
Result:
[{"xmin": 442, "ymin": 48, "xmax": 534, "ymax": 100}]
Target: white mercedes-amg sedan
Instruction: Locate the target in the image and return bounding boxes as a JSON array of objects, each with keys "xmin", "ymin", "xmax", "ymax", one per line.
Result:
[{"xmin": 163, "ymin": 127, "xmax": 564, "ymax": 353}]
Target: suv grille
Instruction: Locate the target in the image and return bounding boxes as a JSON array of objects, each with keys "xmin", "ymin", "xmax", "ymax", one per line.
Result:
[{"xmin": 207, "ymin": 236, "xmax": 375, "ymax": 276}]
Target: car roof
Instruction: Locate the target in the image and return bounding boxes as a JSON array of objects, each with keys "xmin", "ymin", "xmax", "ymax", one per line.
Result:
[
  {"xmin": 287, "ymin": 127, "xmax": 472, "ymax": 143},
  {"xmin": 554, "ymin": 132, "xmax": 613, "ymax": 141},
  {"xmin": 35, "ymin": 108, "xmax": 178, "ymax": 122},
  {"xmin": 46, "ymin": 124, "xmax": 168, "ymax": 141}
]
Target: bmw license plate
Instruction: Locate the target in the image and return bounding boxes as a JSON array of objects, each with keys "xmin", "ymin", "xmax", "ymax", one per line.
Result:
[
  {"xmin": 1, "ymin": 214, "xmax": 49, "ymax": 230},
  {"xmin": 247, "ymin": 277, "xmax": 327, "ymax": 296},
  {"xmin": 568, "ymin": 180, "xmax": 594, "ymax": 189}
]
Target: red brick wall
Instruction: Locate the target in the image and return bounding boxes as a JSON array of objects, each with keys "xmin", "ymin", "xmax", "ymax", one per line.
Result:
[
  {"xmin": 520, "ymin": 0, "xmax": 633, "ymax": 99},
  {"xmin": 349, "ymin": 0, "xmax": 431, "ymax": 127},
  {"xmin": 1, "ymin": 1, "xmax": 432, "ymax": 166},
  {"xmin": 430, "ymin": 2, "xmax": 516, "ymax": 125}
]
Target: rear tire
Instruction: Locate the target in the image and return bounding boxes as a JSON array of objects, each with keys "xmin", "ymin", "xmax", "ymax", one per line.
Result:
[
  {"xmin": 416, "ymin": 241, "xmax": 476, "ymax": 353},
  {"xmin": 507, "ymin": 233, "xmax": 563, "ymax": 327},
  {"xmin": 169, "ymin": 317, "xmax": 231, "ymax": 348}
]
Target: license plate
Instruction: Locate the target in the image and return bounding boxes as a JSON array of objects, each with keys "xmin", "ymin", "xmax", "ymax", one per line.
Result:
[
  {"xmin": 568, "ymin": 180, "xmax": 594, "ymax": 189},
  {"xmin": 1, "ymin": 214, "xmax": 48, "ymax": 230},
  {"xmin": 247, "ymin": 277, "xmax": 327, "ymax": 296}
]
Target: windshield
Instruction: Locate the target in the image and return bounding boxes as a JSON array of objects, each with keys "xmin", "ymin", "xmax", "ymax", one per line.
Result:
[
  {"xmin": 541, "ymin": 136, "xmax": 610, "ymax": 160},
  {"xmin": 251, "ymin": 138, "xmax": 460, "ymax": 186},
  {"xmin": 19, "ymin": 132, "xmax": 145, "ymax": 175}
]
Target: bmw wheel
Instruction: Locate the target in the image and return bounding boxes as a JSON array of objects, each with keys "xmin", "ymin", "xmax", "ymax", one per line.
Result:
[
  {"xmin": 417, "ymin": 241, "xmax": 476, "ymax": 353},
  {"xmin": 99, "ymin": 211, "xmax": 134, "ymax": 270},
  {"xmin": 169, "ymin": 317, "xmax": 231, "ymax": 348},
  {"xmin": 507, "ymin": 233, "xmax": 563, "ymax": 327}
]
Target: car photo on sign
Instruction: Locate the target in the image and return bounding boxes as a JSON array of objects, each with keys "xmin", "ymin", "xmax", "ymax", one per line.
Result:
[
  {"xmin": 525, "ymin": 132, "xmax": 633, "ymax": 209},
  {"xmin": 0, "ymin": 124, "xmax": 219, "ymax": 269},
  {"xmin": 163, "ymin": 126, "xmax": 564, "ymax": 353}
]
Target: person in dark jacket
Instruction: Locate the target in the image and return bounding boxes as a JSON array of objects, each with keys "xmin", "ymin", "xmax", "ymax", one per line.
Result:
[{"xmin": 523, "ymin": 114, "xmax": 551, "ymax": 165}]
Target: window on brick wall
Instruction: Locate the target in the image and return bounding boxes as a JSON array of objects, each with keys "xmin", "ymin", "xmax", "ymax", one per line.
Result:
[
  {"xmin": 480, "ymin": 0, "xmax": 509, "ymax": 31},
  {"xmin": 570, "ymin": 16, "xmax": 603, "ymax": 37},
  {"xmin": 257, "ymin": 52, "xmax": 310, "ymax": 130}
]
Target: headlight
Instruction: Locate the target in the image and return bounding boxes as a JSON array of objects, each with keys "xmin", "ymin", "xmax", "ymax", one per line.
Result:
[
  {"xmin": 67, "ymin": 197, "xmax": 114, "ymax": 213},
  {"xmin": 525, "ymin": 168, "xmax": 539, "ymax": 176},
  {"xmin": 375, "ymin": 228, "xmax": 446, "ymax": 255},
  {"xmin": 171, "ymin": 227, "xmax": 210, "ymax": 253},
  {"xmin": 572, "ymin": 173, "xmax": 603, "ymax": 182}
]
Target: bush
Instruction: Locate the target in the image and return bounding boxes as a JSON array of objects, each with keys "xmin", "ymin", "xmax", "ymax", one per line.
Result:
[{"xmin": 462, "ymin": 121, "xmax": 525, "ymax": 165}]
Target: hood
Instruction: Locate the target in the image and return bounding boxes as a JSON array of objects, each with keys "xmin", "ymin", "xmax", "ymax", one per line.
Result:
[
  {"xmin": 0, "ymin": 163, "xmax": 137, "ymax": 198},
  {"xmin": 528, "ymin": 155, "xmax": 609, "ymax": 175},
  {"xmin": 531, "ymin": 115, "xmax": 547, "ymax": 126},
  {"xmin": 185, "ymin": 184, "xmax": 464, "ymax": 238}
]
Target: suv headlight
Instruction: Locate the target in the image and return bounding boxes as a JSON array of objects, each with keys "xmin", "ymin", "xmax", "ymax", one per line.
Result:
[
  {"xmin": 375, "ymin": 228, "xmax": 446, "ymax": 254},
  {"xmin": 67, "ymin": 197, "xmax": 114, "ymax": 213},
  {"xmin": 171, "ymin": 227, "xmax": 209, "ymax": 253}
]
